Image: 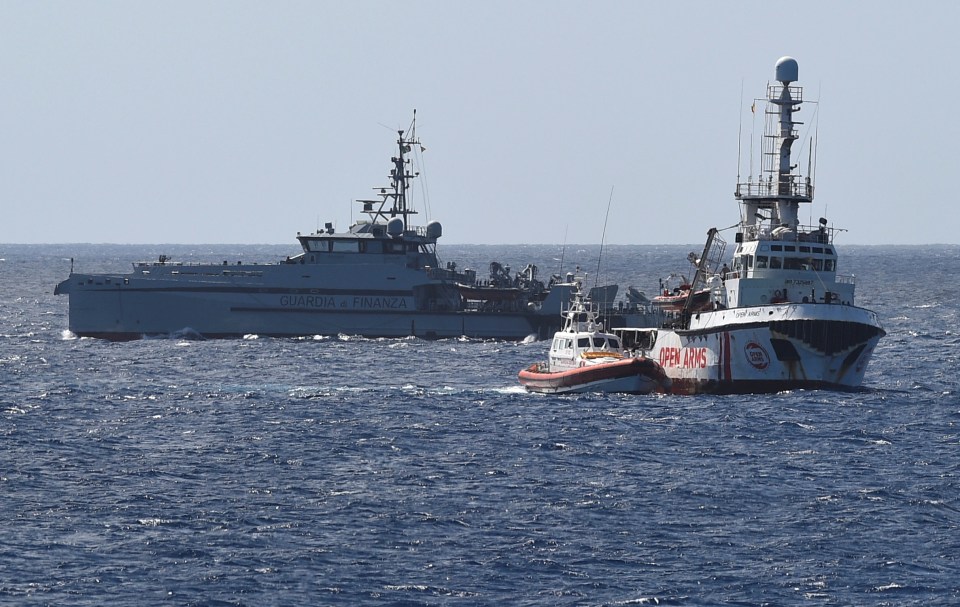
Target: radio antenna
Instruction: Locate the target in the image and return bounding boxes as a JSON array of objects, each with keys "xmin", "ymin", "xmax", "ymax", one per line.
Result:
[{"xmin": 595, "ymin": 186, "xmax": 614, "ymax": 288}]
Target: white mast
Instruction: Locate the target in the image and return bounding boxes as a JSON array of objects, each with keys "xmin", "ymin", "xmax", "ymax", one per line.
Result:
[{"xmin": 735, "ymin": 56, "xmax": 814, "ymax": 239}]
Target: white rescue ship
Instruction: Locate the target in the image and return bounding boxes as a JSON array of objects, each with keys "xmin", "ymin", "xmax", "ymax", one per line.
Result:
[{"xmin": 614, "ymin": 57, "xmax": 885, "ymax": 394}]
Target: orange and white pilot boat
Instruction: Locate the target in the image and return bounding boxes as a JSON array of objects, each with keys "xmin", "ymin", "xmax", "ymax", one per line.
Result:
[{"xmin": 518, "ymin": 279, "xmax": 670, "ymax": 395}]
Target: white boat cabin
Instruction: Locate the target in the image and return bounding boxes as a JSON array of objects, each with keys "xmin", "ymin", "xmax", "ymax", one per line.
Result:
[{"xmin": 547, "ymin": 288, "xmax": 625, "ymax": 372}]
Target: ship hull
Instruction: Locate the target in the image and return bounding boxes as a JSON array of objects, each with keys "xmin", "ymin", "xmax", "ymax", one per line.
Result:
[
  {"xmin": 518, "ymin": 357, "xmax": 668, "ymax": 394},
  {"xmin": 641, "ymin": 303, "xmax": 885, "ymax": 394},
  {"xmin": 55, "ymin": 270, "xmax": 553, "ymax": 341}
]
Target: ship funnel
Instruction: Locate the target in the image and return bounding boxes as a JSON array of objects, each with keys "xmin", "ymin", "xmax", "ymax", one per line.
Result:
[{"xmin": 775, "ymin": 56, "xmax": 798, "ymax": 84}]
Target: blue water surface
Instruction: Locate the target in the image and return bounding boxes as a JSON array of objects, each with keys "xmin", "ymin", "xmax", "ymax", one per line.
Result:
[{"xmin": 1, "ymin": 243, "xmax": 958, "ymax": 606}]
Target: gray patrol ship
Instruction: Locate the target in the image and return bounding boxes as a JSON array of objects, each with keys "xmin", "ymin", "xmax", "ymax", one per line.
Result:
[{"xmin": 55, "ymin": 116, "xmax": 583, "ymax": 340}]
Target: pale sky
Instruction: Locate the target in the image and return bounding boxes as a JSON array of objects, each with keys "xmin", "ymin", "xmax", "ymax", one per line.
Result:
[{"xmin": 2, "ymin": 1, "xmax": 956, "ymax": 245}]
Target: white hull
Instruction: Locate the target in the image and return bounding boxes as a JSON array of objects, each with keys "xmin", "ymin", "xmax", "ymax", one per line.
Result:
[{"xmin": 643, "ymin": 303, "xmax": 883, "ymax": 394}]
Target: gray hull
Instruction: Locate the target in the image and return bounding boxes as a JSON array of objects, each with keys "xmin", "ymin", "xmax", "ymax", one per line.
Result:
[{"xmin": 56, "ymin": 266, "xmax": 553, "ymax": 340}]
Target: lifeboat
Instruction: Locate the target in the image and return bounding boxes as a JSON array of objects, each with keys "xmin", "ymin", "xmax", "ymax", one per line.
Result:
[{"xmin": 651, "ymin": 274, "xmax": 714, "ymax": 313}]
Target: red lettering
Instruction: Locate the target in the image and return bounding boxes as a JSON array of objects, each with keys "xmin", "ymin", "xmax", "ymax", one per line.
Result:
[
  {"xmin": 660, "ymin": 347, "xmax": 680, "ymax": 368},
  {"xmin": 660, "ymin": 346, "xmax": 710, "ymax": 368}
]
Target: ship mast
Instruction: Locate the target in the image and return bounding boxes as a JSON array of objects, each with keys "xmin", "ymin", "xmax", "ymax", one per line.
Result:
[
  {"xmin": 359, "ymin": 112, "xmax": 422, "ymax": 232},
  {"xmin": 735, "ymin": 57, "xmax": 814, "ymax": 238},
  {"xmin": 390, "ymin": 121, "xmax": 421, "ymax": 231}
]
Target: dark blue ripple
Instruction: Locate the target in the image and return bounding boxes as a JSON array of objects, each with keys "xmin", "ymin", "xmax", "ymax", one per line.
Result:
[{"xmin": 2, "ymin": 244, "xmax": 959, "ymax": 605}]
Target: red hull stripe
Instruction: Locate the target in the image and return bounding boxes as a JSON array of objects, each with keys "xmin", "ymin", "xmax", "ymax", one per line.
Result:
[{"xmin": 722, "ymin": 331, "xmax": 732, "ymax": 382}]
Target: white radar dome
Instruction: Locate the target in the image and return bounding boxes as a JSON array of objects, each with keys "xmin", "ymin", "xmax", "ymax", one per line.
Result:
[
  {"xmin": 425, "ymin": 221, "xmax": 442, "ymax": 239},
  {"xmin": 775, "ymin": 56, "xmax": 798, "ymax": 83},
  {"xmin": 387, "ymin": 217, "xmax": 404, "ymax": 237}
]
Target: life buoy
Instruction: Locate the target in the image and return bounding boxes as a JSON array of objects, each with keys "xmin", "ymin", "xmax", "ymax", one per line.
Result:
[{"xmin": 582, "ymin": 351, "xmax": 623, "ymax": 360}]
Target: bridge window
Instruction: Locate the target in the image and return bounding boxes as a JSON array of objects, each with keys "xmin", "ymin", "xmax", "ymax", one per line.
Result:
[
  {"xmin": 769, "ymin": 257, "xmax": 782, "ymax": 269},
  {"xmin": 332, "ymin": 241, "xmax": 359, "ymax": 253},
  {"xmin": 756, "ymin": 255, "xmax": 768, "ymax": 269}
]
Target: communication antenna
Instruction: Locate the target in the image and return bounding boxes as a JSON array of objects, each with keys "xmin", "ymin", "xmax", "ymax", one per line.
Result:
[
  {"xmin": 558, "ymin": 224, "xmax": 568, "ymax": 278},
  {"xmin": 812, "ymin": 112, "xmax": 819, "ymax": 186},
  {"xmin": 813, "ymin": 85, "xmax": 821, "ymax": 219},
  {"xmin": 594, "ymin": 186, "xmax": 614, "ymax": 288},
  {"xmin": 737, "ymin": 78, "xmax": 744, "ymax": 186},
  {"xmin": 749, "ymin": 94, "xmax": 760, "ymax": 183},
  {"xmin": 808, "ymin": 142, "xmax": 814, "ymax": 225}
]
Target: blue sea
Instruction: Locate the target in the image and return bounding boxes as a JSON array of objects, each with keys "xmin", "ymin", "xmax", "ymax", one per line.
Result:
[{"xmin": 2, "ymin": 242, "xmax": 958, "ymax": 606}]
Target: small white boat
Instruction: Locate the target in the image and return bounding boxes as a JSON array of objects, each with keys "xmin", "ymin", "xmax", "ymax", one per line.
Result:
[{"xmin": 518, "ymin": 279, "xmax": 670, "ymax": 394}]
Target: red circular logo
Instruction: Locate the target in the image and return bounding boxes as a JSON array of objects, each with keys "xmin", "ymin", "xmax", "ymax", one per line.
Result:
[{"xmin": 744, "ymin": 341, "xmax": 770, "ymax": 370}]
